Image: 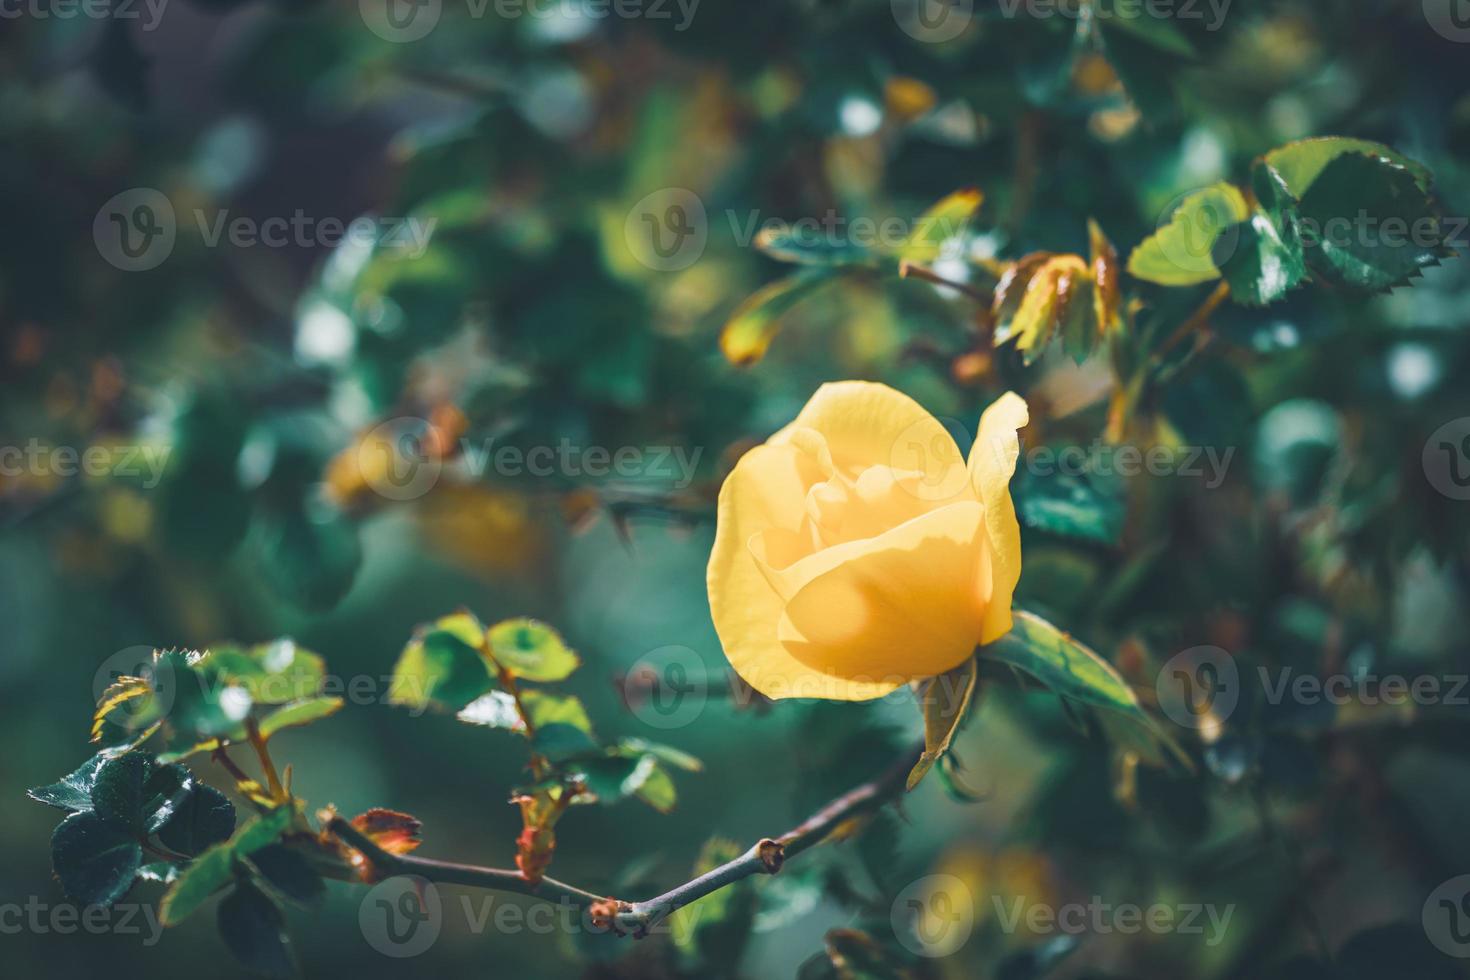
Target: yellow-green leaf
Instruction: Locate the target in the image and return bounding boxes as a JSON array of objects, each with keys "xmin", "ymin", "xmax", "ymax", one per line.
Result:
[
  {"xmin": 257, "ymin": 697, "xmax": 344, "ymax": 740},
  {"xmin": 486, "ymin": 619, "xmax": 580, "ymax": 682},
  {"xmin": 894, "ymin": 188, "xmax": 983, "ymax": 264},
  {"xmin": 1127, "ymin": 183, "xmax": 1249, "ymax": 286}
]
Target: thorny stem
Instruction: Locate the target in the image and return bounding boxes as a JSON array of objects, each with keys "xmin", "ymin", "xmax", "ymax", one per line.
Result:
[{"xmin": 325, "ymin": 739, "xmax": 925, "ymax": 937}]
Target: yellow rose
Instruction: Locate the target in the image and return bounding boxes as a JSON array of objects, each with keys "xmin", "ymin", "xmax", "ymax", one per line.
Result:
[{"xmin": 707, "ymin": 381, "xmax": 1029, "ymax": 701}]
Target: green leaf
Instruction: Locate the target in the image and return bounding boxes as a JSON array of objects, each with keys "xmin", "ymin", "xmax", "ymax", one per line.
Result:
[
  {"xmin": 257, "ymin": 696, "xmax": 345, "ymax": 740},
  {"xmin": 160, "ymin": 807, "xmax": 293, "ymax": 926},
  {"xmin": 520, "ymin": 690, "xmax": 592, "ymax": 734},
  {"xmin": 209, "ymin": 640, "xmax": 326, "ymax": 705},
  {"xmin": 616, "ymin": 736, "xmax": 703, "ymax": 772},
  {"xmin": 754, "ymin": 224, "xmax": 876, "ymax": 267},
  {"xmin": 1263, "ymin": 136, "xmax": 1433, "ymax": 198},
  {"xmin": 1097, "ymin": 1, "xmax": 1195, "ymax": 56},
  {"xmin": 486, "ymin": 618, "xmax": 580, "ymax": 682},
  {"xmin": 719, "ymin": 270, "xmax": 837, "ymax": 367},
  {"xmin": 1218, "ymin": 163, "xmax": 1306, "ymax": 306},
  {"xmin": 908, "ymin": 656, "xmax": 979, "ymax": 790},
  {"xmin": 247, "ymin": 844, "xmax": 325, "ymax": 906},
  {"xmin": 1126, "ymin": 183, "xmax": 1249, "ymax": 285},
  {"xmin": 91, "ymin": 753, "xmax": 193, "ymax": 833},
  {"xmin": 574, "ymin": 755, "xmax": 655, "ymax": 803},
  {"xmin": 389, "ymin": 620, "xmax": 494, "ymax": 711},
  {"xmin": 634, "ymin": 761, "xmax": 677, "ymax": 813},
  {"xmin": 1015, "ymin": 467, "xmax": 1124, "ymax": 545},
  {"xmin": 531, "ymin": 722, "xmax": 600, "ymax": 762},
  {"xmin": 29, "ymin": 753, "xmax": 112, "ymax": 812},
  {"xmin": 1296, "ymin": 151, "xmax": 1450, "ymax": 292},
  {"xmin": 160, "ymin": 845, "xmax": 236, "ymax": 925},
  {"xmin": 986, "ymin": 611, "xmax": 1187, "ymax": 768},
  {"xmin": 218, "ymin": 881, "xmax": 296, "ymax": 978},
  {"xmin": 50, "ymin": 811, "xmax": 143, "ymax": 907},
  {"xmin": 157, "ymin": 649, "xmax": 253, "ymax": 741},
  {"xmin": 157, "ymin": 784, "xmax": 236, "ymax": 856}
]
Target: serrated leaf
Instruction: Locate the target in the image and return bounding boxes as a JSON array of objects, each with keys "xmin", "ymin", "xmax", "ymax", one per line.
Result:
[
  {"xmin": 995, "ymin": 254, "xmax": 1089, "ymax": 364},
  {"xmin": 92, "ymin": 753, "xmax": 191, "ymax": 833},
  {"xmin": 894, "ymin": 188, "xmax": 983, "ymax": 264},
  {"xmin": 29, "ymin": 753, "xmax": 112, "ymax": 811},
  {"xmin": 1127, "ymin": 183, "xmax": 1249, "ymax": 285},
  {"xmin": 986, "ymin": 611, "xmax": 1187, "ymax": 768},
  {"xmin": 1264, "ymin": 136, "xmax": 1433, "ymax": 197},
  {"xmin": 908, "ymin": 656, "xmax": 979, "ymax": 790},
  {"xmin": 218, "ymin": 882, "xmax": 296, "ymax": 978},
  {"xmin": 719, "ymin": 270, "xmax": 836, "ymax": 367},
  {"xmin": 1218, "ymin": 162, "xmax": 1307, "ymax": 306},
  {"xmin": 209, "ymin": 640, "xmax": 326, "ymax": 705},
  {"xmin": 51, "ymin": 811, "xmax": 143, "ymax": 908},
  {"xmin": 157, "ymin": 784, "xmax": 236, "ymax": 856},
  {"xmin": 1297, "ymin": 151, "xmax": 1450, "ymax": 292},
  {"xmin": 388, "ymin": 621, "xmax": 494, "ymax": 711},
  {"xmin": 486, "ymin": 618, "xmax": 580, "ymax": 682},
  {"xmin": 520, "ymin": 690, "xmax": 592, "ymax": 734},
  {"xmin": 92, "ymin": 676, "xmax": 152, "ymax": 742},
  {"xmin": 349, "ymin": 808, "xmax": 422, "ymax": 855},
  {"xmin": 258, "ymin": 696, "xmax": 344, "ymax": 740}
]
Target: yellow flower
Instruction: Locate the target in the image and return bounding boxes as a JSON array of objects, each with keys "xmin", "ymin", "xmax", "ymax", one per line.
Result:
[{"xmin": 707, "ymin": 381, "xmax": 1029, "ymax": 701}]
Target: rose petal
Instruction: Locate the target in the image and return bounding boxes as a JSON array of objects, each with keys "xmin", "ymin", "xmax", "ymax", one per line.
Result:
[
  {"xmin": 708, "ymin": 442, "xmax": 899, "ymax": 701},
  {"xmin": 967, "ymin": 392, "xmax": 1029, "ymax": 643},
  {"xmin": 771, "ymin": 381, "xmax": 969, "ymax": 500},
  {"xmin": 775, "ymin": 500, "xmax": 992, "ymax": 689}
]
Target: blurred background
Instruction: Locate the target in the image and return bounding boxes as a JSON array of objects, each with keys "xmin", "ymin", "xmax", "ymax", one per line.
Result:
[{"xmin": 4, "ymin": 0, "xmax": 1470, "ymax": 977}]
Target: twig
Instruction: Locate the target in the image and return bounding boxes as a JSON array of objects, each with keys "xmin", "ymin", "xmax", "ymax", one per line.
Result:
[
  {"xmin": 324, "ymin": 740, "xmax": 924, "ymax": 937},
  {"xmin": 1156, "ymin": 280, "xmax": 1230, "ymax": 360},
  {"xmin": 898, "ymin": 260, "xmax": 992, "ymax": 304}
]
